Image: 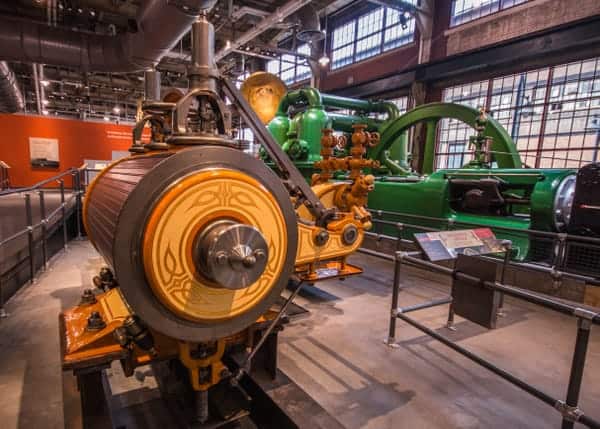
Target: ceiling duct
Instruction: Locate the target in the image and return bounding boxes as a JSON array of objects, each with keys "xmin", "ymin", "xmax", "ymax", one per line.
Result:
[
  {"xmin": 291, "ymin": 4, "xmax": 325, "ymax": 44},
  {"xmin": 0, "ymin": 0, "xmax": 218, "ymax": 72},
  {"xmin": 0, "ymin": 61, "xmax": 25, "ymax": 113}
]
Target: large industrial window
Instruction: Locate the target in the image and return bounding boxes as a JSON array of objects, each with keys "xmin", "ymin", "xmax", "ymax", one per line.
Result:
[
  {"xmin": 266, "ymin": 44, "xmax": 312, "ymax": 85},
  {"xmin": 450, "ymin": 0, "xmax": 529, "ymax": 27},
  {"xmin": 388, "ymin": 96, "xmax": 409, "ymax": 114},
  {"xmin": 437, "ymin": 57, "xmax": 600, "ymax": 170},
  {"xmin": 331, "ymin": 3, "xmax": 416, "ymax": 71}
]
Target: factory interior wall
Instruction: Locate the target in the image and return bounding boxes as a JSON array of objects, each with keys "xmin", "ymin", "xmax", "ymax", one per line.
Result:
[
  {"xmin": 0, "ymin": 114, "xmax": 141, "ymax": 187},
  {"xmin": 323, "ymin": 0, "xmax": 600, "ymax": 101},
  {"xmin": 321, "ymin": 38, "xmax": 420, "ymax": 93}
]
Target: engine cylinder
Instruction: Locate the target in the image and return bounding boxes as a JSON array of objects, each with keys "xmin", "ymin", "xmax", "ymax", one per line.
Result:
[{"xmin": 83, "ymin": 146, "xmax": 297, "ymax": 342}]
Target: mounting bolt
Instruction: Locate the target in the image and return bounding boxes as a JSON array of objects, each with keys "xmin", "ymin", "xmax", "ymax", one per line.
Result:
[
  {"xmin": 342, "ymin": 225, "xmax": 359, "ymax": 245},
  {"xmin": 79, "ymin": 288, "xmax": 97, "ymax": 305},
  {"xmin": 86, "ymin": 311, "xmax": 106, "ymax": 331},
  {"xmin": 314, "ymin": 229, "xmax": 329, "ymax": 246}
]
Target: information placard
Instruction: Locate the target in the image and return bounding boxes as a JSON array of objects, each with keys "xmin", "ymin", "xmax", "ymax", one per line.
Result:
[{"xmin": 414, "ymin": 228, "xmax": 504, "ymax": 262}]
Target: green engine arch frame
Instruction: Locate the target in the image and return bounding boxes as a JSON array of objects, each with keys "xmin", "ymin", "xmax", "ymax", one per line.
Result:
[{"xmin": 371, "ymin": 102, "xmax": 522, "ymax": 174}]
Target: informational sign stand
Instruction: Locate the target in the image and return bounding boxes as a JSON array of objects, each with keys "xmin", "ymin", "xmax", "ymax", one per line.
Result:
[{"xmin": 412, "ymin": 228, "xmax": 508, "ymax": 330}]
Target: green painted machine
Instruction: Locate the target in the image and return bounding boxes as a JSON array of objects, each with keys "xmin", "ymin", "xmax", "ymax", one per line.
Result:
[{"xmin": 262, "ymin": 87, "xmax": 579, "ymax": 263}]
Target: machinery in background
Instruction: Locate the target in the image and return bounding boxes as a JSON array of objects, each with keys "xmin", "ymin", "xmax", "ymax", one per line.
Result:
[
  {"xmin": 241, "ymin": 74, "xmax": 600, "ymax": 276},
  {"xmin": 61, "ymin": 12, "xmax": 374, "ymax": 428}
]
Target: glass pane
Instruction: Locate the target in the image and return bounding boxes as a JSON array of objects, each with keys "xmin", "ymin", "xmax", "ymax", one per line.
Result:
[
  {"xmin": 451, "ymin": 0, "xmax": 529, "ymax": 26},
  {"xmin": 266, "ymin": 59, "xmax": 280, "ymax": 75},
  {"xmin": 356, "ymin": 8, "xmax": 383, "ymax": 39},
  {"xmin": 355, "ymin": 33, "xmax": 382, "ymax": 61},
  {"xmin": 332, "ymin": 21, "xmax": 356, "ymax": 49}
]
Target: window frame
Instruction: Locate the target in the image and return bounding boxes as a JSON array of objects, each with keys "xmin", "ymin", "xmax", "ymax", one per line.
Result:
[
  {"xmin": 437, "ymin": 57, "xmax": 600, "ymax": 170},
  {"xmin": 266, "ymin": 43, "xmax": 313, "ymax": 85},
  {"xmin": 450, "ymin": 0, "xmax": 530, "ymax": 28},
  {"xmin": 330, "ymin": 5, "xmax": 417, "ymax": 71}
]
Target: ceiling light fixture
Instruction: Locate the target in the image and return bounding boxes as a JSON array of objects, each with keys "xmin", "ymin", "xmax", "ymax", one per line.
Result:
[
  {"xmin": 318, "ymin": 54, "xmax": 330, "ymax": 67},
  {"xmin": 113, "ymin": 106, "xmax": 121, "ymax": 114},
  {"xmin": 42, "ymin": 99, "xmax": 49, "ymax": 105},
  {"xmin": 40, "ymin": 79, "xmax": 50, "ymax": 87}
]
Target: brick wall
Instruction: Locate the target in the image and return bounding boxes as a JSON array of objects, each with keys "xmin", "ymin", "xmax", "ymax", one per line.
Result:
[{"xmin": 445, "ymin": 0, "xmax": 600, "ymax": 56}]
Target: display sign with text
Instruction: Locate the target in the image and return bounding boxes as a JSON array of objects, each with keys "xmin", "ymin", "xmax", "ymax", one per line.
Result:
[{"xmin": 415, "ymin": 228, "xmax": 504, "ymax": 262}]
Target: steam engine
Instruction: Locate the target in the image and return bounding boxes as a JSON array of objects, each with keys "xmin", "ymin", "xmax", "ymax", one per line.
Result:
[{"xmin": 61, "ymin": 15, "xmax": 374, "ymax": 426}]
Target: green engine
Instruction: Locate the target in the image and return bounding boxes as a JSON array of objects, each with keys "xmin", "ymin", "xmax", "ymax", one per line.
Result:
[{"xmin": 264, "ymin": 87, "xmax": 580, "ymax": 264}]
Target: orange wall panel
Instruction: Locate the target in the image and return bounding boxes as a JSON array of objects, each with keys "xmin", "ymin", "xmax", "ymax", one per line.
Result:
[{"xmin": 0, "ymin": 114, "xmax": 140, "ymax": 187}]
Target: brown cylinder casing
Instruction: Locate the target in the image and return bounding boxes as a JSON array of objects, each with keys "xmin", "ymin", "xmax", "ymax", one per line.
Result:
[{"xmin": 83, "ymin": 153, "xmax": 172, "ymax": 267}]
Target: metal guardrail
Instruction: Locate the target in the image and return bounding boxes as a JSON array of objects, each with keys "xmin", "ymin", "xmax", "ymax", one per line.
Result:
[
  {"xmin": 368, "ymin": 208, "xmax": 600, "ymax": 281},
  {"xmin": 0, "ymin": 165, "xmax": 87, "ymax": 316},
  {"xmin": 364, "ymin": 246, "xmax": 600, "ymax": 429}
]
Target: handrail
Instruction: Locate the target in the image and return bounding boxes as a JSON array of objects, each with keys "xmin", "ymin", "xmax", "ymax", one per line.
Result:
[
  {"xmin": 0, "ymin": 165, "xmax": 87, "ymax": 311},
  {"xmin": 369, "ymin": 208, "xmax": 600, "ymax": 245},
  {"xmin": 0, "ymin": 164, "xmax": 87, "ymax": 196},
  {"xmin": 380, "ymin": 249, "xmax": 600, "ymax": 429}
]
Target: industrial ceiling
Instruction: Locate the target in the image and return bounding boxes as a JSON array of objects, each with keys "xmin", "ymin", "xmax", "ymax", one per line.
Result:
[{"xmin": 0, "ymin": 0, "xmax": 351, "ymax": 123}]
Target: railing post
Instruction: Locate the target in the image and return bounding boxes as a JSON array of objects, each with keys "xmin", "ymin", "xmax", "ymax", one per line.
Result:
[
  {"xmin": 559, "ymin": 315, "xmax": 592, "ymax": 429},
  {"xmin": 24, "ymin": 193, "xmax": 35, "ymax": 284},
  {"xmin": 38, "ymin": 190, "xmax": 47, "ymax": 271},
  {"xmin": 554, "ymin": 233, "xmax": 567, "ymax": 271},
  {"xmin": 498, "ymin": 240, "xmax": 512, "ymax": 317},
  {"xmin": 73, "ymin": 171, "xmax": 82, "ymax": 239},
  {"xmin": 385, "ymin": 251, "xmax": 404, "ymax": 348},
  {"xmin": 375, "ymin": 210, "xmax": 383, "ymax": 236},
  {"xmin": 395, "ymin": 223, "xmax": 404, "ymax": 251},
  {"xmin": 59, "ymin": 179, "xmax": 68, "ymax": 250}
]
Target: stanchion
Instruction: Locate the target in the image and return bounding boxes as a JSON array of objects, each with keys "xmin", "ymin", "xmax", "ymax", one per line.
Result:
[
  {"xmin": 384, "ymin": 251, "xmax": 404, "ymax": 347},
  {"xmin": 560, "ymin": 314, "xmax": 593, "ymax": 429},
  {"xmin": 73, "ymin": 171, "xmax": 82, "ymax": 239},
  {"xmin": 24, "ymin": 193, "xmax": 35, "ymax": 284},
  {"xmin": 38, "ymin": 190, "xmax": 47, "ymax": 271},
  {"xmin": 59, "ymin": 179, "xmax": 67, "ymax": 250},
  {"xmin": 498, "ymin": 240, "xmax": 512, "ymax": 317}
]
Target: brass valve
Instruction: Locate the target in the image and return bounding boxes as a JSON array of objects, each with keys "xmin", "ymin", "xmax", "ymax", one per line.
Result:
[
  {"xmin": 312, "ymin": 129, "xmax": 347, "ymax": 185},
  {"xmin": 349, "ymin": 124, "xmax": 380, "ymax": 180},
  {"xmin": 312, "ymin": 125, "xmax": 381, "ymax": 229}
]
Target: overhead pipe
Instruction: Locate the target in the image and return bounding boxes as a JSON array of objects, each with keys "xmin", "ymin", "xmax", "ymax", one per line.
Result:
[
  {"xmin": 231, "ymin": 6, "xmax": 270, "ymax": 22},
  {"xmin": 0, "ymin": 62, "xmax": 25, "ymax": 113},
  {"xmin": 215, "ymin": 0, "xmax": 313, "ymax": 61},
  {"xmin": 38, "ymin": 64, "xmax": 47, "ymax": 111},
  {"xmin": 0, "ymin": 0, "xmax": 217, "ymax": 72},
  {"xmin": 275, "ymin": 88, "xmax": 400, "ymax": 120},
  {"xmin": 32, "ymin": 63, "xmax": 41, "ymax": 114}
]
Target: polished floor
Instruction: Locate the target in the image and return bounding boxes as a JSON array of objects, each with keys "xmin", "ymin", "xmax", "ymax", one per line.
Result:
[{"xmin": 0, "ymin": 240, "xmax": 598, "ymax": 428}]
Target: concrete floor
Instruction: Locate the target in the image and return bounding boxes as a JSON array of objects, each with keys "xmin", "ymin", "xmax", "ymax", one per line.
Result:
[{"xmin": 0, "ymin": 240, "xmax": 599, "ymax": 428}]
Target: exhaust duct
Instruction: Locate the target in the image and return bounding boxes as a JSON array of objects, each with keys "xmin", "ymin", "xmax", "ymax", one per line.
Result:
[{"xmin": 0, "ymin": 0, "xmax": 217, "ymax": 73}]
